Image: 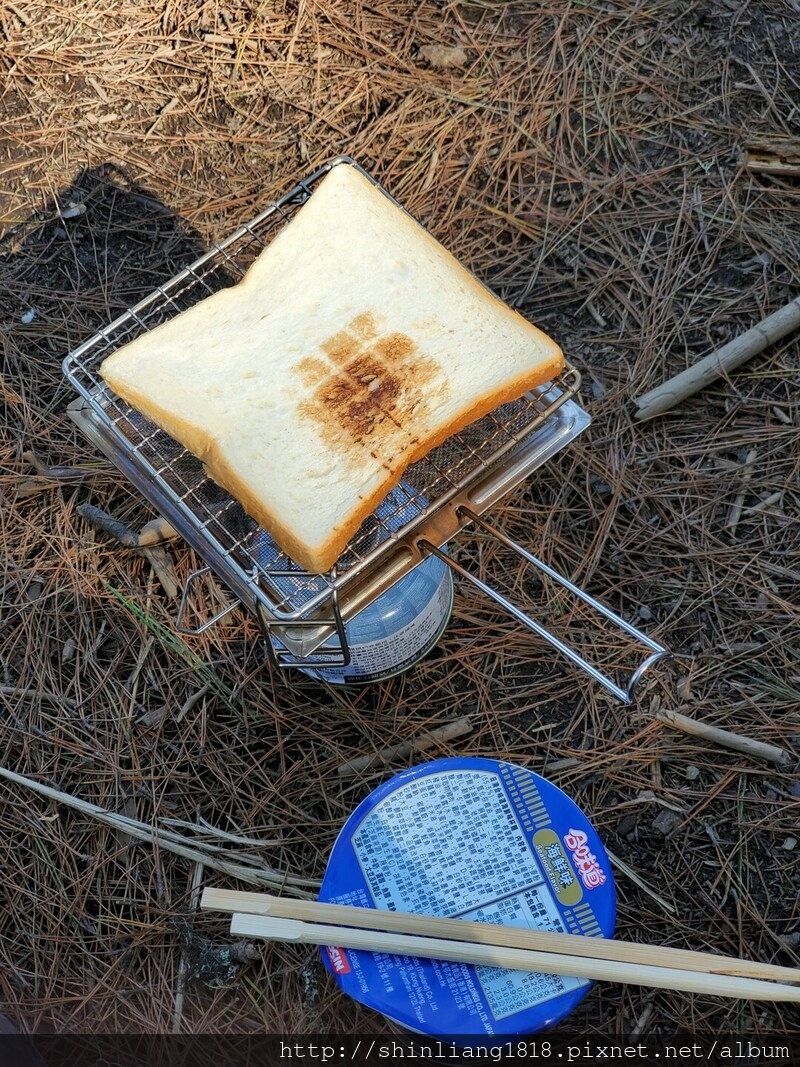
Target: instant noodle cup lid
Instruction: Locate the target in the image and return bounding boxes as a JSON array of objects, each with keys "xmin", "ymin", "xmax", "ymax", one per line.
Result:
[{"xmin": 319, "ymin": 757, "xmax": 615, "ymax": 1044}]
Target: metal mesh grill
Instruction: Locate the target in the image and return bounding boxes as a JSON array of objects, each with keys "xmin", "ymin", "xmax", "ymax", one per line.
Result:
[{"xmin": 63, "ymin": 157, "xmax": 581, "ymax": 624}]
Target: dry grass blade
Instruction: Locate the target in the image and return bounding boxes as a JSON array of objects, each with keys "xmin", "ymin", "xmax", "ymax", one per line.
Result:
[{"xmin": 0, "ymin": 766, "xmax": 318, "ymax": 896}]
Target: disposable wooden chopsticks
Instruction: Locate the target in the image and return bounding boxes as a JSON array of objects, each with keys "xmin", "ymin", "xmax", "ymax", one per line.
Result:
[
  {"xmin": 201, "ymin": 888, "xmax": 800, "ymax": 1002},
  {"xmin": 228, "ymin": 913, "xmax": 800, "ymax": 1003}
]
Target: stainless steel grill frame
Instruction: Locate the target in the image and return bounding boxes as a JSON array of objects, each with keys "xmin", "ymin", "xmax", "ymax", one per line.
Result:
[{"xmin": 64, "ymin": 157, "xmax": 667, "ymax": 700}]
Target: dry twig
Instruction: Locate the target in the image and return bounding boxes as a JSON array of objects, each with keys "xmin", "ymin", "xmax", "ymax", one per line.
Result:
[
  {"xmin": 336, "ymin": 716, "xmax": 473, "ymax": 777},
  {"xmin": 634, "ymin": 297, "xmax": 800, "ymax": 420},
  {"xmin": 651, "ymin": 706, "xmax": 794, "ymax": 767},
  {"xmin": 0, "ymin": 766, "xmax": 319, "ymax": 896},
  {"xmin": 77, "ymin": 502, "xmax": 179, "ymax": 597}
]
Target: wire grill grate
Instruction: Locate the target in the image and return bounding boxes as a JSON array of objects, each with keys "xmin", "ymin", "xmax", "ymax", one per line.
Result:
[{"xmin": 64, "ymin": 157, "xmax": 582, "ymax": 635}]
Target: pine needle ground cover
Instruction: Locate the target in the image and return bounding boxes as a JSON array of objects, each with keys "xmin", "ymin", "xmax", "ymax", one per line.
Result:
[{"xmin": 1, "ymin": 0, "xmax": 798, "ymax": 1038}]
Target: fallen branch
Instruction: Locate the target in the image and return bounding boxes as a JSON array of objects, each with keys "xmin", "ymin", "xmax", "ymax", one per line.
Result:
[
  {"xmin": 651, "ymin": 706, "xmax": 793, "ymax": 767},
  {"xmin": 78, "ymin": 503, "xmax": 179, "ymax": 598},
  {"xmin": 337, "ymin": 716, "xmax": 473, "ymax": 777},
  {"xmin": 0, "ymin": 685, "xmax": 75, "ymax": 710},
  {"xmin": 633, "ymin": 296, "xmax": 800, "ymax": 420},
  {"xmin": 742, "ymin": 136, "xmax": 800, "ymax": 178},
  {"xmin": 17, "ymin": 450, "xmax": 97, "ymax": 496}
]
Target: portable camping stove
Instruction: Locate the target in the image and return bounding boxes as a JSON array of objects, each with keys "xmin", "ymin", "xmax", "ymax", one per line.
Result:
[{"xmin": 63, "ymin": 157, "xmax": 668, "ymax": 702}]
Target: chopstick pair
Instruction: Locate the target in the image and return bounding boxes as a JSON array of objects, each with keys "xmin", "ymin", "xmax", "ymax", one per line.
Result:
[{"xmin": 201, "ymin": 888, "xmax": 800, "ymax": 1003}]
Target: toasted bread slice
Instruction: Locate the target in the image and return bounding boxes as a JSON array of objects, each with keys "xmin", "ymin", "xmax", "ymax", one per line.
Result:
[{"xmin": 101, "ymin": 163, "xmax": 564, "ymax": 572}]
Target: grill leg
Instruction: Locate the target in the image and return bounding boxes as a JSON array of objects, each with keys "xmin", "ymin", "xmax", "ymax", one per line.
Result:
[{"xmin": 420, "ymin": 507, "xmax": 669, "ymax": 705}]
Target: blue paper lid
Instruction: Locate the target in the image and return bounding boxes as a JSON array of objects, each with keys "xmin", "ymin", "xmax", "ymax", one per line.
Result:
[{"xmin": 319, "ymin": 757, "xmax": 616, "ymax": 1041}]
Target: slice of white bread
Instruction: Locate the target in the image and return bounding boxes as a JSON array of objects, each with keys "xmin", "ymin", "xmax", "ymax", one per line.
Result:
[{"xmin": 100, "ymin": 163, "xmax": 564, "ymax": 573}]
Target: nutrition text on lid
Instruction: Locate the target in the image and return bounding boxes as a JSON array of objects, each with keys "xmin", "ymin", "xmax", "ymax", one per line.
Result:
[{"xmin": 276, "ymin": 1039, "xmax": 793, "ymax": 1062}]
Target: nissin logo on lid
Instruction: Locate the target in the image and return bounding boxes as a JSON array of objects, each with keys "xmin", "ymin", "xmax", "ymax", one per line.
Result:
[{"xmin": 325, "ymin": 945, "xmax": 351, "ymax": 974}]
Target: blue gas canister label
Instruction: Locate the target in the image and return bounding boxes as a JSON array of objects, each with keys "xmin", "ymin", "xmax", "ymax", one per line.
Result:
[
  {"xmin": 299, "ymin": 553, "xmax": 453, "ymax": 684},
  {"xmin": 265, "ymin": 481, "xmax": 454, "ymax": 683},
  {"xmin": 319, "ymin": 758, "xmax": 615, "ymax": 1040}
]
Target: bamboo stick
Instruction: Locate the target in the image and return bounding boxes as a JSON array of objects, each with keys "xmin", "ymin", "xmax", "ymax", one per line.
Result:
[
  {"xmin": 229, "ymin": 914, "xmax": 800, "ymax": 1003},
  {"xmin": 336, "ymin": 716, "xmax": 473, "ymax": 777},
  {"xmin": 201, "ymin": 888, "xmax": 799, "ymax": 984},
  {"xmin": 651, "ymin": 707, "xmax": 793, "ymax": 766},
  {"xmin": 633, "ymin": 296, "xmax": 800, "ymax": 420}
]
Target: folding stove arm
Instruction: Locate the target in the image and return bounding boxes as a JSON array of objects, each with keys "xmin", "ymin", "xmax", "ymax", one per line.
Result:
[{"xmin": 420, "ymin": 507, "xmax": 669, "ymax": 705}]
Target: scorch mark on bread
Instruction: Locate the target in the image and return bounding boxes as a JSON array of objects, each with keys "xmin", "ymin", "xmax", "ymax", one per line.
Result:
[{"xmin": 296, "ymin": 312, "xmax": 447, "ymax": 465}]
